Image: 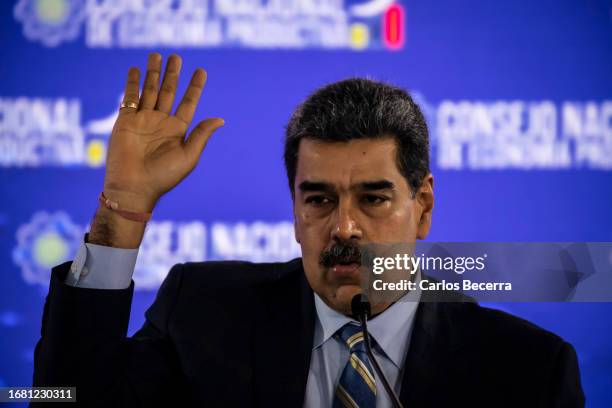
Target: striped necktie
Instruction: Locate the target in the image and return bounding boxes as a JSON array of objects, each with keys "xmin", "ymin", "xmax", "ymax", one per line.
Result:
[{"xmin": 333, "ymin": 323, "xmax": 377, "ymax": 408}]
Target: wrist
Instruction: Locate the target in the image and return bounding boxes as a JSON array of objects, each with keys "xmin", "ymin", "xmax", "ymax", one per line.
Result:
[
  {"xmin": 99, "ymin": 192, "xmax": 153, "ymax": 223},
  {"xmin": 89, "ymin": 204, "xmax": 146, "ymax": 249},
  {"xmin": 102, "ymin": 187, "xmax": 157, "ymax": 213}
]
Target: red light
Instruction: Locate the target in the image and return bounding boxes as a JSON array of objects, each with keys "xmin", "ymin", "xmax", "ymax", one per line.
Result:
[{"xmin": 383, "ymin": 4, "xmax": 405, "ymax": 50}]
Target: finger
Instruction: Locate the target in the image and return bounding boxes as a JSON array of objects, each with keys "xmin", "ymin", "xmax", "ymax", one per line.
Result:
[
  {"xmin": 184, "ymin": 118, "xmax": 225, "ymax": 165},
  {"xmin": 120, "ymin": 67, "xmax": 140, "ymax": 114},
  {"xmin": 155, "ymin": 54, "xmax": 182, "ymax": 114},
  {"xmin": 175, "ymin": 68, "xmax": 207, "ymax": 125},
  {"xmin": 139, "ymin": 53, "xmax": 162, "ymax": 110}
]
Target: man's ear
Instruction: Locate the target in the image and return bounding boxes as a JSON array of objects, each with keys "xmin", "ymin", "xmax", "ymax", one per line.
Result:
[{"xmin": 416, "ymin": 173, "xmax": 434, "ymax": 239}]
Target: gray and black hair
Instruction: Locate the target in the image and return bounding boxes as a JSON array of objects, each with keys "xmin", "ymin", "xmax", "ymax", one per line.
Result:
[{"xmin": 284, "ymin": 78, "xmax": 430, "ymax": 197}]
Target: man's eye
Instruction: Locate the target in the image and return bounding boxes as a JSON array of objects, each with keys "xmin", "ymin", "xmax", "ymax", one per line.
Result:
[
  {"xmin": 362, "ymin": 195, "xmax": 388, "ymax": 204},
  {"xmin": 305, "ymin": 195, "xmax": 332, "ymax": 205}
]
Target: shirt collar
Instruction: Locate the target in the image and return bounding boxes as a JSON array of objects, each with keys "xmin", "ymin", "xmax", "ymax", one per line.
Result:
[{"xmin": 312, "ymin": 273, "xmax": 422, "ymax": 369}]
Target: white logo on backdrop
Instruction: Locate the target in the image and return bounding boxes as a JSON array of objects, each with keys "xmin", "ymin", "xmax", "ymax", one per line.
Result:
[
  {"xmin": 14, "ymin": 0, "xmax": 403, "ymax": 50},
  {"xmin": 1, "ymin": 94, "xmax": 611, "ymax": 169},
  {"xmin": 0, "ymin": 96, "xmax": 112, "ymax": 167},
  {"xmin": 13, "ymin": 211, "xmax": 301, "ymax": 290},
  {"xmin": 433, "ymin": 100, "xmax": 612, "ymax": 169},
  {"xmin": 13, "ymin": 211, "xmax": 83, "ymax": 286},
  {"xmin": 14, "ymin": 0, "xmax": 87, "ymax": 47}
]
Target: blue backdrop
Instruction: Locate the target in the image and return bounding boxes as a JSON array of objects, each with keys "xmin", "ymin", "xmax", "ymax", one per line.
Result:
[{"xmin": 1, "ymin": 0, "xmax": 611, "ymax": 405}]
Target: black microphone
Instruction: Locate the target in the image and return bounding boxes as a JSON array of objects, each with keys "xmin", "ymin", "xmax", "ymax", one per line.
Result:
[{"xmin": 351, "ymin": 294, "xmax": 404, "ymax": 408}]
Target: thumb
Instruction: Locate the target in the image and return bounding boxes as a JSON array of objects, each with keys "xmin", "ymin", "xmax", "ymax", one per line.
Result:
[{"xmin": 184, "ymin": 117, "xmax": 225, "ymax": 165}]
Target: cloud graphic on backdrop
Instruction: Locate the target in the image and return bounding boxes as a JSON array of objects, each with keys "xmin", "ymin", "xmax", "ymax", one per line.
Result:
[
  {"xmin": 12, "ymin": 211, "xmax": 83, "ymax": 286},
  {"xmin": 350, "ymin": 0, "xmax": 396, "ymax": 17},
  {"xmin": 14, "ymin": 0, "xmax": 87, "ymax": 47},
  {"xmin": 86, "ymin": 93, "xmax": 122, "ymax": 136}
]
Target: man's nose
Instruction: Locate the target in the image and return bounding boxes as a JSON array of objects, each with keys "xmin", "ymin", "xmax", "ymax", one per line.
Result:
[{"xmin": 331, "ymin": 200, "xmax": 363, "ymax": 242}]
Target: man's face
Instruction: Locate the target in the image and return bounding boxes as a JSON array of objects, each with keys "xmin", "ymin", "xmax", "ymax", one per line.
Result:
[{"xmin": 293, "ymin": 137, "xmax": 434, "ymax": 315}]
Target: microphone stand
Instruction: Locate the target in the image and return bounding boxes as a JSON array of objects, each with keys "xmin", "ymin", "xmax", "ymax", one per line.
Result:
[{"xmin": 352, "ymin": 295, "xmax": 404, "ymax": 408}]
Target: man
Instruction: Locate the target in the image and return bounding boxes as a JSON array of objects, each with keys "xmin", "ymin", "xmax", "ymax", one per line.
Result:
[{"xmin": 33, "ymin": 54, "xmax": 584, "ymax": 407}]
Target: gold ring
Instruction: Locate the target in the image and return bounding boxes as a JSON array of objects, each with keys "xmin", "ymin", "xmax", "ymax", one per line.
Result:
[{"xmin": 120, "ymin": 101, "xmax": 139, "ymax": 109}]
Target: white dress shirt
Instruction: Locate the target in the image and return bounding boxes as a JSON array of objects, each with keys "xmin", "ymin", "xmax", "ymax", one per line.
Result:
[{"xmin": 303, "ymin": 286, "xmax": 420, "ymax": 407}]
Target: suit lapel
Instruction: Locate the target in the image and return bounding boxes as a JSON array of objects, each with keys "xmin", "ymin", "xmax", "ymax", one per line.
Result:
[
  {"xmin": 399, "ymin": 300, "xmax": 456, "ymax": 407},
  {"xmin": 252, "ymin": 259, "xmax": 315, "ymax": 407}
]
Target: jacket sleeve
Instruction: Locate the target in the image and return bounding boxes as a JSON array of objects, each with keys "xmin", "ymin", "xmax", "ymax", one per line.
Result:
[
  {"xmin": 32, "ymin": 261, "xmax": 186, "ymax": 407},
  {"xmin": 546, "ymin": 341, "xmax": 585, "ymax": 408}
]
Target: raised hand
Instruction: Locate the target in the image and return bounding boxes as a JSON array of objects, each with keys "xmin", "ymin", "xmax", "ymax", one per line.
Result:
[
  {"xmin": 90, "ymin": 53, "xmax": 224, "ymax": 248},
  {"xmin": 104, "ymin": 53, "xmax": 224, "ymax": 213}
]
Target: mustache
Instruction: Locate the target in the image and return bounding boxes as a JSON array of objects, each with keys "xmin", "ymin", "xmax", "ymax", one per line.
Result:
[{"xmin": 319, "ymin": 241, "xmax": 362, "ymax": 267}]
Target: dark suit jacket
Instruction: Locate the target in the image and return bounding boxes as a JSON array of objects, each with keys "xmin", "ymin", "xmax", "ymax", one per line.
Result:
[{"xmin": 33, "ymin": 258, "xmax": 584, "ymax": 407}]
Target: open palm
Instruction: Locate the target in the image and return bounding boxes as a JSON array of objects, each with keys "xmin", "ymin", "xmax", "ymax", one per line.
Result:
[{"xmin": 104, "ymin": 53, "xmax": 224, "ymax": 212}]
